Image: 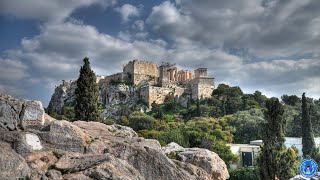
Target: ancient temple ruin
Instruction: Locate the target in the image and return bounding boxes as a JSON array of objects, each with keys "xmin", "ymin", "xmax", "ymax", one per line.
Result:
[{"xmin": 97, "ymin": 60, "xmax": 215, "ymax": 107}]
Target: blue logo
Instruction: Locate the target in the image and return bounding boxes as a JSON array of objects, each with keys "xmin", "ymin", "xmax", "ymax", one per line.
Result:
[{"xmin": 299, "ymin": 159, "xmax": 318, "ymax": 178}]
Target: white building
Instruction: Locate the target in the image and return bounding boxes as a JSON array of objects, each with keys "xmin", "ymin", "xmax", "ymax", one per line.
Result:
[{"xmin": 228, "ymin": 137, "xmax": 320, "ymax": 169}]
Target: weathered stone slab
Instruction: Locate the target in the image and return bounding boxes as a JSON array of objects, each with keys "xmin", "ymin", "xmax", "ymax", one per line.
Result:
[
  {"xmin": 0, "ymin": 141, "xmax": 31, "ymax": 179},
  {"xmin": 0, "ymin": 95, "xmax": 45, "ymax": 130},
  {"xmin": 39, "ymin": 120, "xmax": 91, "ymax": 153},
  {"xmin": 0, "ymin": 131, "xmax": 43, "ymax": 156}
]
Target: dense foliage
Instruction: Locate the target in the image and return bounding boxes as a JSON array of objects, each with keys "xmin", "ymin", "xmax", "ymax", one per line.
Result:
[
  {"xmin": 301, "ymin": 93, "xmax": 316, "ymax": 157},
  {"xmin": 74, "ymin": 57, "xmax": 100, "ymax": 121},
  {"xmin": 229, "ymin": 166, "xmax": 260, "ymax": 180},
  {"xmin": 258, "ymin": 98, "xmax": 298, "ymax": 180}
]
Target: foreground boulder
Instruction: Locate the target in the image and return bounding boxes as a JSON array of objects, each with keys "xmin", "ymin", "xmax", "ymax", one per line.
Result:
[
  {"xmin": 0, "ymin": 131, "xmax": 43, "ymax": 156},
  {"xmin": 0, "ymin": 141, "xmax": 31, "ymax": 179},
  {"xmin": 39, "ymin": 120, "xmax": 91, "ymax": 153},
  {"xmin": 163, "ymin": 142, "xmax": 229, "ymax": 180},
  {"xmin": 0, "ymin": 95, "xmax": 45, "ymax": 130},
  {"xmin": 0, "ymin": 95, "xmax": 229, "ymax": 180}
]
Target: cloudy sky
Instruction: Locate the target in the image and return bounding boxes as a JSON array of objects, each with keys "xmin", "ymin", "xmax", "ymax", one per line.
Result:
[{"xmin": 0, "ymin": 0, "xmax": 320, "ymax": 106}]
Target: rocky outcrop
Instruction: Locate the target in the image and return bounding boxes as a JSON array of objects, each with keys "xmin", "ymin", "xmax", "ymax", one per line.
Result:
[
  {"xmin": 162, "ymin": 142, "xmax": 229, "ymax": 180},
  {"xmin": 39, "ymin": 120, "xmax": 91, "ymax": 153},
  {"xmin": 47, "ymin": 80, "xmax": 77, "ymax": 114},
  {"xmin": 0, "ymin": 95, "xmax": 45, "ymax": 131},
  {"xmin": 0, "ymin": 95, "xmax": 229, "ymax": 180},
  {"xmin": 0, "ymin": 131, "xmax": 43, "ymax": 156},
  {"xmin": 48, "ymin": 82, "xmax": 147, "ymax": 120},
  {"xmin": 0, "ymin": 141, "xmax": 31, "ymax": 179}
]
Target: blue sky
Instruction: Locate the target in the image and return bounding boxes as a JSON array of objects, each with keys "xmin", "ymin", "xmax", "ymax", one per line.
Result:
[{"xmin": 0, "ymin": 0, "xmax": 320, "ymax": 106}]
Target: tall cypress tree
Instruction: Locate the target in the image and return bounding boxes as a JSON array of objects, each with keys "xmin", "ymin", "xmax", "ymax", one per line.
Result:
[
  {"xmin": 258, "ymin": 98, "xmax": 295, "ymax": 180},
  {"xmin": 74, "ymin": 57, "xmax": 99, "ymax": 121},
  {"xmin": 301, "ymin": 93, "xmax": 316, "ymax": 157}
]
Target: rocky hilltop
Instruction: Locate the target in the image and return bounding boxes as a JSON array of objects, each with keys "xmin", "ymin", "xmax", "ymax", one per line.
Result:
[{"xmin": 0, "ymin": 95, "xmax": 229, "ymax": 180}]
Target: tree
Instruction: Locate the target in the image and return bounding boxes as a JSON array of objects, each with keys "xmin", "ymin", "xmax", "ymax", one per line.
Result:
[
  {"xmin": 301, "ymin": 93, "xmax": 316, "ymax": 157},
  {"xmin": 229, "ymin": 109, "xmax": 265, "ymax": 144},
  {"xmin": 258, "ymin": 98, "xmax": 296, "ymax": 180},
  {"xmin": 74, "ymin": 57, "xmax": 100, "ymax": 121},
  {"xmin": 281, "ymin": 94, "xmax": 300, "ymax": 106}
]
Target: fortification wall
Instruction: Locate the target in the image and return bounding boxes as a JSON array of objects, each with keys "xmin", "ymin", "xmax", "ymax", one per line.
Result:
[
  {"xmin": 103, "ymin": 73, "xmax": 130, "ymax": 84},
  {"xmin": 123, "ymin": 60, "xmax": 159, "ymax": 85},
  {"xmin": 190, "ymin": 78, "xmax": 215, "ymax": 100},
  {"xmin": 141, "ymin": 85, "xmax": 186, "ymax": 108}
]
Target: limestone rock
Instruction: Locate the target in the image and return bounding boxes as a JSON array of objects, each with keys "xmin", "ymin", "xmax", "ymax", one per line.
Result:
[
  {"xmin": 46, "ymin": 169, "xmax": 63, "ymax": 180},
  {"xmin": 72, "ymin": 121, "xmax": 195, "ymax": 180},
  {"xmin": 73, "ymin": 121, "xmax": 138, "ymax": 138},
  {"xmin": 83, "ymin": 155, "xmax": 145, "ymax": 180},
  {"xmin": 0, "ymin": 95, "xmax": 20, "ymax": 130},
  {"xmin": 172, "ymin": 160, "xmax": 212, "ymax": 180},
  {"xmin": 63, "ymin": 172, "xmax": 92, "ymax": 180},
  {"xmin": 20, "ymin": 100, "xmax": 45, "ymax": 130},
  {"xmin": 39, "ymin": 120, "xmax": 91, "ymax": 153},
  {"xmin": 25, "ymin": 151, "xmax": 58, "ymax": 172},
  {"xmin": 0, "ymin": 141, "xmax": 31, "ymax": 179},
  {"xmin": 47, "ymin": 80, "xmax": 77, "ymax": 114},
  {"xmin": 0, "ymin": 131, "xmax": 43, "ymax": 156},
  {"xmin": 55, "ymin": 153, "xmax": 109, "ymax": 173},
  {"xmin": 163, "ymin": 143, "xmax": 229, "ymax": 180},
  {"xmin": 162, "ymin": 142, "xmax": 184, "ymax": 154},
  {"xmin": 0, "ymin": 94, "xmax": 45, "ymax": 131}
]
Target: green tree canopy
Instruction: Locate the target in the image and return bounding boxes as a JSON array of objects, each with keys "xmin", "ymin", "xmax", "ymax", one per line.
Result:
[
  {"xmin": 258, "ymin": 98, "xmax": 297, "ymax": 180},
  {"xmin": 74, "ymin": 57, "xmax": 100, "ymax": 121},
  {"xmin": 301, "ymin": 93, "xmax": 316, "ymax": 157}
]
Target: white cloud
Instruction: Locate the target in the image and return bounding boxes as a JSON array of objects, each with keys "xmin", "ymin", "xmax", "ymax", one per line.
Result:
[
  {"xmin": 115, "ymin": 4, "xmax": 139, "ymax": 22},
  {"xmin": 132, "ymin": 20, "xmax": 144, "ymax": 31},
  {"xmin": 0, "ymin": 0, "xmax": 117, "ymax": 22},
  {"xmin": 146, "ymin": 0, "xmax": 320, "ymax": 58},
  {"xmin": 0, "ymin": 58, "xmax": 29, "ymax": 81}
]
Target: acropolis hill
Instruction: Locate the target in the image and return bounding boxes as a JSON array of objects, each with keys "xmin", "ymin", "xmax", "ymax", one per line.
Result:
[{"xmin": 48, "ymin": 60, "xmax": 215, "ymax": 118}]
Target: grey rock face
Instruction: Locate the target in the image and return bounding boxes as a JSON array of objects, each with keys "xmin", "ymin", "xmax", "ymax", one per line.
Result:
[
  {"xmin": 0, "ymin": 95, "xmax": 45, "ymax": 131},
  {"xmin": 0, "ymin": 131, "xmax": 43, "ymax": 156},
  {"xmin": 162, "ymin": 143, "xmax": 230, "ymax": 180},
  {"xmin": 0, "ymin": 141, "xmax": 31, "ymax": 179},
  {"xmin": 84, "ymin": 155, "xmax": 145, "ymax": 180},
  {"xmin": 48, "ymin": 83, "xmax": 146, "ymax": 119},
  {"xmin": 39, "ymin": 120, "xmax": 91, "ymax": 153},
  {"xmin": 55, "ymin": 153, "xmax": 110, "ymax": 173},
  {"xmin": 47, "ymin": 80, "xmax": 77, "ymax": 113},
  {"xmin": 20, "ymin": 100, "xmax": 45, "ymax": 130},
  {"xmin": 46, "ymin": 169, "xmax": 63, "ymax": 180}
]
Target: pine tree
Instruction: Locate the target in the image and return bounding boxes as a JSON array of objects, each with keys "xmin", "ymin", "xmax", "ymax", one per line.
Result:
[
  {"xmin": 258, "ymin": 98, "xmax": 296, "ymax": 180},
  {"xmin": 301, "ymin": 93, "xmax": 316, "ymax": 157},
  {"xmin": 74, "ymin": 57, "xmax": 100, "ymax": 121}
]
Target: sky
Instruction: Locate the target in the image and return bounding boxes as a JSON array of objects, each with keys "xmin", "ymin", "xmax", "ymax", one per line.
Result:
[{"xmin": 0, "ymin": 0, "xmax": 320, "ymax": 106}]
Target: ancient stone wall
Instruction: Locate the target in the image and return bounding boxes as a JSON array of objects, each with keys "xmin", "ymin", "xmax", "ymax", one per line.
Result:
[
  {"xmin": 123, "ymin": 60, "xmax": 159, "ymax": 85},
  {"xmin": 141, "ymin": 85, "xmax": 186, "ymax": 108},
  {"xmin": 190, "ymin": 78, "xmax": 215, "ymax": 100},
  {"xmin": 103, "ymin": 73, "xmax": 130, "ymax": 84},
  {"xmin": 195, "ymin": 68, "xmax": 208, "ymax": 78}
]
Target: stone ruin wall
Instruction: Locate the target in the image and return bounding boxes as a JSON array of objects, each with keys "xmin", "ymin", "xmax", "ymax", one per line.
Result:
[
  {"xmin": 141, "ymin": 86, "xmax": 186, "ymax": 108},
  {"xmin": 101, "ymin": 73, "xmax": 130, "ymax": 84},
  {"xmin": 191, "ymin": 78, "xmax": 215, "ymax": 100},
  {"xmin": 123, "ymin": 60, "xmax": 159, "ymax": 85}
]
